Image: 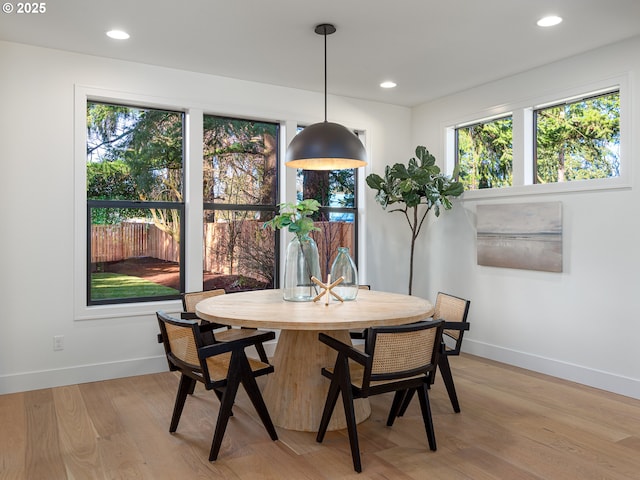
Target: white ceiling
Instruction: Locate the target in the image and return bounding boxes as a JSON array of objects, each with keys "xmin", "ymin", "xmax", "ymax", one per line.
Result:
[{"xmin": 1, "ymin": 0, "xmax": 639, "ymax": 107}]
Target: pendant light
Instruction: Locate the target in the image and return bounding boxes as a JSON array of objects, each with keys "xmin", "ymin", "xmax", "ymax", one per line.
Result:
[{"xmin": 285, "ymin": 24, "xmax": 368, "ymax": 170}]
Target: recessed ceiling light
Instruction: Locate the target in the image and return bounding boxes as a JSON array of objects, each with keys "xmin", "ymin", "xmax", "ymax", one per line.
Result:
[
  {"xmin": 106, "ymin": 30, "xmax": 130, "ymax": 40},
  {"xmin": 380, "ymin": 81, "xmax": 397, "ymax": 89},
  {"xmin": 537, "ymin": 15, "xmax": 563, "ymax": 27}
]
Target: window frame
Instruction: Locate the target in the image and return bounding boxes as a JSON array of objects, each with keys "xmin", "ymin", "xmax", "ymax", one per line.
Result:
[
  {"xmin": 532, "ymin": 89, "xmax": 620, "ymax": 185},
  {"xmin": 454, "ymin": 114, "xmax": 514, "ymax": 191},
  {"xmin": 75, "ymin": 87, "xmax": 194, "ymax": 320},
  {"xmin": 445, "ymin": 76, "xmax": 630, "ymax": 201},
  {"xmin": 201, "ymin": 113, "xmax": 281, "ymax": 290},
  {"xmin": 85, "ymin": 100, "xmax": 186, "ymax": 306}
]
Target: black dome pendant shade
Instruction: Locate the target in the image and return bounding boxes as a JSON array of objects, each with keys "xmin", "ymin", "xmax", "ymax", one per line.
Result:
[
  {"xmin": 284, "ymin": 121, "xmax": 367, "ymax": 170},
  {"xmin": 285, "ymin": 24, "xmax": 368, "ymax": 170}
]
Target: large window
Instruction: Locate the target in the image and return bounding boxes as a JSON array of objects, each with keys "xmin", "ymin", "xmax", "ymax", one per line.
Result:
[
  {"xmin": 81, "ymin": 92, "xmax": 365, "ymax": 310},
  {"xmin": 86, "ymin": 102, "xmax": 184, "ymax": 305},
  {"xmin": 202, "ymin": 115, "xmax": 278, "ymax": 291},
  {"xmin": 456, "ymin": 116, "xmax": 513, "ymax": 190},
  {"xmin": 534, "ymin": 91, "xmax": 620, "ymax": 184}
]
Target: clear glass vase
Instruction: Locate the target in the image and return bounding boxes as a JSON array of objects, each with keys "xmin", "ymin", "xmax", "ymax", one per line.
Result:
[
  {"xmin": 283, "ymin": 236, "xmax": 321, "ymax": 302},
  {"xmin": 329, "ymin": 247, "xmax": 359, "ymax": 301}
]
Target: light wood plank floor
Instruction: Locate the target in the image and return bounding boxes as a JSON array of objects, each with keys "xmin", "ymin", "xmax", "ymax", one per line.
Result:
[{"xmin": 1, "ymin": 354, "xmax": 639, "ymax": 479}]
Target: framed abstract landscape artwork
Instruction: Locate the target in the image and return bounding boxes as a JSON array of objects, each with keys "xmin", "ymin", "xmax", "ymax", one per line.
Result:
[{"xmin": 476, "ymin": 202, "xmax": 562, "ymax": 272}]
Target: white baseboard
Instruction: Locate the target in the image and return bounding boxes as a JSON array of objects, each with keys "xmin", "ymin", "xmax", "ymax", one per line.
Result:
[
  {"xmin": 6, "ymin": 339, "xmax": 635, "ymax": 400},
  {"xmin": 463, "ymin": 339, "xmax": 640, "ymax": 400},
  {"xmin": 0, "ymin": 356, "xmax": 168, "ymax": 395},
  {"xmin": 0, "ymin": 341, "xmax": 281, "ymax": 396}
]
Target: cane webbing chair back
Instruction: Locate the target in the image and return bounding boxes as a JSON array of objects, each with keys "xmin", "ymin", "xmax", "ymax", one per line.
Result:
[
  {"xmin": 182, "ymin": 289, "xmax": 225, "ymax": 313},
  {"xmin": 370, "ymin": 326, "xmax": 438, "ymax": 376},
  {"xmin": 164, "ymin": 320, "xmax": 201, "ymax": 368},
  {"xmin": 435, "ymin": 292, "xmax": 470, "ymax": 351}
]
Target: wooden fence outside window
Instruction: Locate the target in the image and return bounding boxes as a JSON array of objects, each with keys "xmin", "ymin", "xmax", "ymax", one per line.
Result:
[{"xmin": 91, "ymin": 221, "xmax": 354, "ymax": 282}]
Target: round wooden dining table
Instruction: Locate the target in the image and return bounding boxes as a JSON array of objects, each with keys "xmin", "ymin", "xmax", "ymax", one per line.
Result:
[{"xmin": 196, "ymin": 288, "xmax": 434, "ymax": 432}]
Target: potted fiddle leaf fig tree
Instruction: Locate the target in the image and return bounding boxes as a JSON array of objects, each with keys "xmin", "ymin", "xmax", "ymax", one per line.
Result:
[{"xmin": 366, "ymin": 146, "xmax": 464, "ymax": 295}]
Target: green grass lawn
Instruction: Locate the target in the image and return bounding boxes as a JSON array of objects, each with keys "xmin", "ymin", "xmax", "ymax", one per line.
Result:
[{"xmin": 91, "ymin": 272, "xmax": 179, "ymax": 300}]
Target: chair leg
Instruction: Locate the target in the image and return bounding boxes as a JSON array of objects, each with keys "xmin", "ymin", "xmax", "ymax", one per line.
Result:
[
  {"xmin": 317, "ymin": 355, "xmax": 362, "ymax": 472},
  {"xmin": 254, "ymin": 342, "xmax": 270, "ymax": 363},
  {"xmin": 386, "ymin": 390, "xmax": 407, "ymax": 426},
  {"xmin": 170, "ymin": 374, "xmax": 195, "ymax": 432},
  {"xmin": 339, "ymin": 368, "xmax": 361, "ymax": 473},
  {"xmin": 212, "ymin": 388, "xmax": 233, "ymax": 416},
  {"xmin": 316, "ymin": 373, "xmax": 341, "ymax": 443},
  {"xmin": 397, "ymin": 387, "xmax": 416, "ymax": 417},
  {"xmin": 239, "ymin": 357, "xmax": 278, "ymax": 441},
  {"xmin": 188, "ymin": 382, "xmax": 197, "ymax": 395},
  {"xmin": 439, "ymin": 355, "xmax": 460, "ymax": 413},
  {"xmin": 209, "ymin": 361, "xmax": 242, "ymax": 461},
  {"xmin": 416, "ymin": 384, "xmax": 437, "ymax": 451}
]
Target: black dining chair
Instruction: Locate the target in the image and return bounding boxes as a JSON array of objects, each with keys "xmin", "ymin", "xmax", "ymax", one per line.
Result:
[
  {"xmin": 156, "ymin": 310, "xmax": 278, "ymax": 461},
  {"xmin": 396, "ymin": 292, "xmax": 471, "ymax": 415},
  {"xmin": 316, "ymin": 320, "xmax": 444, "ymax": 472}
]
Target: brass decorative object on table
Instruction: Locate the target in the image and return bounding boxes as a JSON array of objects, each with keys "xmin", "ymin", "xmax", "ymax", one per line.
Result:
[{"xmin": 311, "ymin": 275, "xmax": 344, "ymax": 304}]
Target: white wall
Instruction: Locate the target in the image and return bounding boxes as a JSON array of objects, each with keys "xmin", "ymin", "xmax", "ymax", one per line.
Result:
[
  {"xmin": 0, "ymin": 41, "xmax": 410, "ymax": 394},
  {"xmin": 2, "ymin": 36, "xmax": 638, "ymax": 400},
  {"xmin": 410, "ymin": 35, "xmax": 640, "ymax": 399}
]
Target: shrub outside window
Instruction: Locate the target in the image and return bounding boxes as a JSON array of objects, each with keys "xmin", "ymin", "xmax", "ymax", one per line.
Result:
[{"xmin": 86, "ymin": 102, "xmax": 185, "ymax": 305}]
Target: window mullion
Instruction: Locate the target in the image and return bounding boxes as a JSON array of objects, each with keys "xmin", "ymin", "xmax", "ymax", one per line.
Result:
[
  {"xmin": 185, "ymin": 108, "xmax": 204, "ymax": 293},
  {"xmin": 511, "ymin": 108, "xmax": 530, "ymax": 187}
]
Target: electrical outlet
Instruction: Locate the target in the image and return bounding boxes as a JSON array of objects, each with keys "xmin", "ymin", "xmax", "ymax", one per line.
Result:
[{"xmin": 53, "ymin": 335, "xmax": 64, "ymax": 351}]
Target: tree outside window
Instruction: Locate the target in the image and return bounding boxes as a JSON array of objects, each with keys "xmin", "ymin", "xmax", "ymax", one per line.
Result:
[
  {"xmin": 86, "ymin": 102, "xmax": 184, "ymax": 304},
  {"xmin": 535, "ymin": 91, "xmax": 620, "ymax": 183},
  {"xmin": 202, "ymin": 115, "xmax": 278, "ymax": 292},
  {"xmin": 454, "ymin": 90, "xmax": 620, "ymax": 191},
  {"xmin": 456, "ymin": 117, "xmax": 513, "ymax": 190}
]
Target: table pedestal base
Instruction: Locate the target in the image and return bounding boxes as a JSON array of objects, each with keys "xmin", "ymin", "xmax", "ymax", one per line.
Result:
[{"xmin": 262, "ymin": 329, "xmax": 370, "ymax": 432}]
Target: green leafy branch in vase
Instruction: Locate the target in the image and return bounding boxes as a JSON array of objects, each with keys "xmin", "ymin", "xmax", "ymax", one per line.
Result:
[
  {"xmin": 263, "ymin": 199, "xmax": 321, "ymax": 293},
  {"xmin": 263, "ymin": 198, "xmax": 321, "ymax": 241}
]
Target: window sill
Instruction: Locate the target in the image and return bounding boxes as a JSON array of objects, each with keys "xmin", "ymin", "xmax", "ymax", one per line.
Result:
[
  {"xmin": 458, "ymin": 176, "xmax": 631, "ymax": 202},
  {"xmin": 74, "ymin": 299, "xmax": 182, "ymax": 321}
]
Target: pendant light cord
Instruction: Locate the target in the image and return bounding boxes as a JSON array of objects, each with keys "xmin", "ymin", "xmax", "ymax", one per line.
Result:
[
  {"xmin": 323, "ymin": 27, "xmax": 328, "ymax": 122},
  {"xmin": 313, "ymin": 23, "xmax": 336, "ymax": 123}
]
